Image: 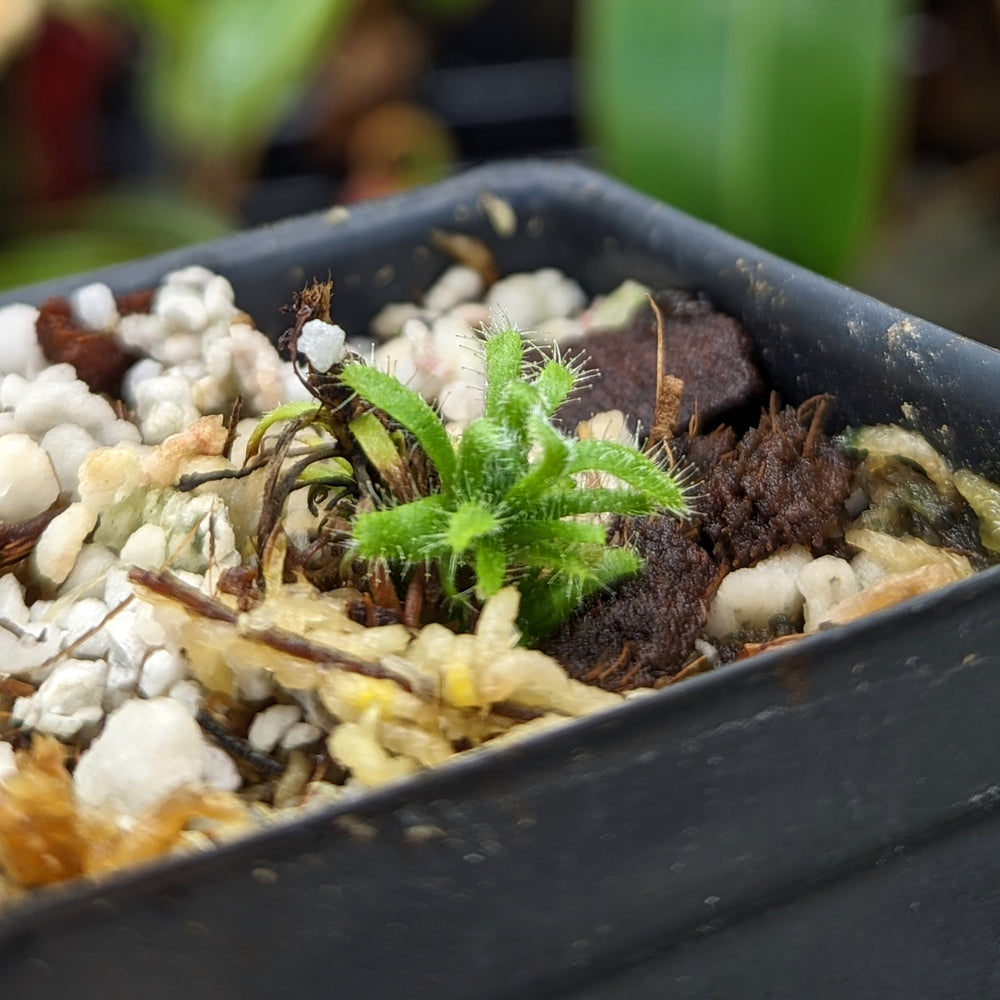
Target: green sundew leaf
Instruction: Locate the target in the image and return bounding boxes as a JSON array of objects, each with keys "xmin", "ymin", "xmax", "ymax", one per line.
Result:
[
  {"xmin": 504, "ymin": 518, "xmax": 608, "ymax": 553},
  {"xmin": 503, "ymin": 417, "xmax": 571, "ymax": 508},
  {"xmin": 541, "ymin": 488, "xmax": 662, "ymax": 520},
  {"xmin": 296, "ymin": 457, "xmax": 354, "ymax": 484},
  {"xmin": 579, "ymin": 0, "xmax": 908, "ymax": 275},
  {"xmin": 447, "ymin": 500, "xmax": 500, "ymax": 554},
  {"xmin": 351, "ymin": 496, "xmax": 450, "ymax": 562},
  {"xmin": 453, "ymin": 419, "xmax": 524, "ymax": 502},
  {"xmin": 244, "ymin": 401, "xmax": 324, "ymax": 461},
  {"xmin": 341, "ymin": 363, "xmax": 456, "ymax": 489},
  {"xmin": 516, "ymin": 546, "xmax": 643, "ymax": 644},
  {"xmin": 483, "ymin": 326, "xmax": 524, "ymax": 418},
  {"xmin": 566, "ymin": 440, "xmax": 690, "ymax": 515},
  {"xmin": 492, "ymin": 378, "xmax": 544, "ymax": 436},
  {"xmin": 349, "ymin": 411, "xmax": 411, "ymax": 497},
  {"xmin": 533, "ymin": 358, "xmax": 577, "ymax": 417},
  {"xmin": 474, "ymin": 538, "xmax": 507, "ymax": 600}
]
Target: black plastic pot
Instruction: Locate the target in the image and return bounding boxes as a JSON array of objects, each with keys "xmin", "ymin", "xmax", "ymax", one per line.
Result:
[{"xmin": 2, "ymin": 162, "xmax": 999, "ymax": 1000}]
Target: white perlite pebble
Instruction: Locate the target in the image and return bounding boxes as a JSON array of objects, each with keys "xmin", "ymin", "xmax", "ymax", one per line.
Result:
[
  {"xmin": 247, "ymin": 703, "xmax": 302, "ymax": 753},
  {"xmin": 0, "ymin": 574, "xmax": 30, "ymax": 626},
  {"xmin": 705, "ymin": 546, "xmax": 814, "ymax": 639},
  {"xmin": 423, "ymin": 265, "xmax": 484, "ymax": 315},
  {"xmin": 1, "ymin": 373, "xmax": 28, "ymax": 409},
  {"xmin": 139, "ymin": 647, "xmax": 188, "ymax": 698},
  {"xmin": 40, "ymin": 423, "xmax": 98, "ymax": 495},
  {"xmin": 133, "ymin": 375, "xmax": 201, "ymax": 444},
  {"xmin": 74, "ymin": 697, "xmax": 205, "ymax": 817},
  {"xmin": 0, "ymin": 304, "xmax": 44, "ymax": 378},
  {"xmin": 297, "ymin": 319, "xmax": 347, "ymax": 373},
  {"xmin": 484, "ymin": 268, "xmax": 586, "ymax": 329},
  {"xmin": 201, "ymin": 742, "xmax": 241, "ymax": 792},
  {"xmin": 78, "ymin": 445, "xmax": 141, "ymax": 513},
  {"xmin": 797, "ymin": 556, "xmax": 859, "ymax": 633},
  {"xmin": 70, "ymin": 282, "xmax": 119, "ymax": 332},
  {"xmin": 120, "ymin": 522, "xmax": 168, "ymax": 569},
  {"xmin": 0, "ymin": 434, "xmax": 60, "ymax": 521},
  {"xmin": 32, "ymin": 503, "xmax": 99, "ymax": 586},
  {"xmin": 13, "ymin": 375, "xmax": 119, "ymax": 439},
  {"xmin": 281, "ymin": 721, "xmax": 323, "ymax": 750},
  {"xmin": 13, "ymin": 658, "xmax": 108, "ymax": 740},
  {"xmin": 0, "ymin": 742, "xmax": 16, "ymax": 785},
  {"xmin": 168, "ymin": 679, "xmax": 204, "ymax": 717},
  {"xmin": 59, "ymin": 544, "xmax": 119, "ymax": 600},
  {"xmin": 55, "ymin": 596, "xmax": 110, "ymax": 659}
]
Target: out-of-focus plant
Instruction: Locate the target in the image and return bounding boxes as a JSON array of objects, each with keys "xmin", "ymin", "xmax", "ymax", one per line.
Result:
[
  {"xmin": 578, "ymin": 0, "xmax": 912, "ymax": 276},
  {"xmin": 0, "ymin": 0, "xmax": 488, "ymax": 289}
]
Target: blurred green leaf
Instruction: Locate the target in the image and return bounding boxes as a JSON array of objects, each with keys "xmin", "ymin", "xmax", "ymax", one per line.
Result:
[
  {"xmin": 140, "ymin": 0, "xmax": 359, "ymax": 156},
  {"xmin": 0, "ymin": 188, "xmax": 234, "ymax": 290},
  {"xmin": 579, "ymin": 0, "xmax": 911, "ymax": 275}
]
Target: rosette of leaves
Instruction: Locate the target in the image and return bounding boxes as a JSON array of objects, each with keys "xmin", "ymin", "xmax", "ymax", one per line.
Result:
[{"xmin": 339, "ymin": 324, "xmax": 691, "ymax": 642}]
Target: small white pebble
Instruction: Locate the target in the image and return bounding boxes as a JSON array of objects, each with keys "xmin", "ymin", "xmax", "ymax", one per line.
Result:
[
  {"xmin": 139, "ymin": 647, "xmax": 188, "ymax": 698},
  {"xmin": 14, "ymin": 378, "xmax": 118, "ymax": 439},
  {"xmin": 705, "ymin": 546, "xmax": 813, "ymax": 639},
  {"xmin": 78, "ymin": 445, "xmax": 141, "ymax": 513},
  {"xmin": 60, "ymin": 544, "xmax": 119, "ymax": 600},
  {"xmin": 369, "ymin": 302, "xmax": 425, "ymax": 340},
  {"xmin": 70, "ymin": 282, "xmax": 119, "ymax": 332},
  {"xmin": 13, "ymin": 658, "xmax": 108, "ymax": 740},
  {"xmin": 423, "ymin": 265, "xmax": 484, "ymax": 315},
  {"xmin": 40, "ymin": 423, "xmax": 98, "ymax": 495},
  {"xmin": 0, "ymin": 574, "xmax": 30, "ymax": 626},
  {"xmin": 169, "ymin": 678, "xmax": 204, "ymax": 717},
  {"xmin": 201, "ymin": 742, "xmax": 241, "ymax": 792},
  {"xmin": 35, "ymin": 363, "xmax": 77, "ymax": 384},
  {"xmin": 120, "ymin": 357, "xmax": 163, "ymax": 408},
  {"xmin": 74, "ymin": 697, "xmax": 205, "ymax": 816},
  {"xmin": 32, "ymin": 503, "xmax": 98, "ymax": 586},
  {"xmin": 0, "ymin": 434, "xmax": 60, "ymax": 521},
  {"xmin": 156, "ymin": 287, "xmax": 207, "ymax": 333},
  {"xmin": 297, "ymin": 319, "xmax": 347, "ymax": 373},
  {"xmin": 281, "ymin": 721, "xmax": 323, "ymax": 750},
  {"xmin": 103, "ymin": 566, "xmax": 134, "ymax": 608},
  {"xmin": 248, "ymin": 703, "xmax": 302, "ymax": 753},
  {"xmin": 97, "ymin": 418, "xmax": 143, "ymax": 448},
  {"xmin": 0, "ymin": 742, "xmax": 16, "ymax": 785},
  {"xmin": 118, "ymin": 312, "xmax": 165, "ymax": 354},
  {"xmin": 229, "ymin": 323, "xmax": 286, "ymax": 412},
  {"xmin": 120, "ymin": 523, "xmax": 169, "ymax": 569},
  {"xmin": 798, "ymin": 556, "xmax": 859, "ymax": 633},
  {"xmin": 55, "ymin": 596, "xmax": 110, "ymax": 659},
  {"xmin": 0, "ymin": 304, "xmax": 45, "ymax": 378},
  {"xmin": 485, "ymin": 269, "xmax": 586, "ymax": 329},
  {"xmin": 0, "ymin": 372, "xmax": 29, "ymax": 409},
  {"xmin": 202, "ymin": 274, "xmax": 236, "ymax": 323}
]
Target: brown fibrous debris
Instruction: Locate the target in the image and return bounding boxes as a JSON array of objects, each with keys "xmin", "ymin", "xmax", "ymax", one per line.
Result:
[
  {"xmin": 698, "ymin": 394, "xmax": 855, "ymax": 569},
  {"xmin": 0, "ymin": 736, "xmax": 245, "ymax": 890}
]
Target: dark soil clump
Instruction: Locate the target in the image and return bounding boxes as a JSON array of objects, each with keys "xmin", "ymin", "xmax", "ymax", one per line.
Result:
[
  {"xmin": 557, "ymin": 290, "xmax": 764, "ymax": 437},
  {"xmin": 539, "ymin": 516, "xmax": 717, "ymax": 691}
]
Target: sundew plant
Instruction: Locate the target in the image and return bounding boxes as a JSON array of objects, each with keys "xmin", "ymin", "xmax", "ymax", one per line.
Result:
[{"xmin": 339, "ymin": 324, "xmax": 691, "ymax": 642}]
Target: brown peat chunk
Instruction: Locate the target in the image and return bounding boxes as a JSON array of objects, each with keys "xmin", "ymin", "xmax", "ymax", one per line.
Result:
[
  {"xmin": 540, "ymin": 517, "xmax": 717, "ymax": 691},
  {"xmin": 557, "ymin": 290, "xmax": 764, "ymax": 436}
]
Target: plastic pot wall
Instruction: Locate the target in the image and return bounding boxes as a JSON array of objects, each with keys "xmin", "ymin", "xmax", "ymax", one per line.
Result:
[{"xmin": 0, "ymin": 162, "xmax": 998, "ymax": 999}]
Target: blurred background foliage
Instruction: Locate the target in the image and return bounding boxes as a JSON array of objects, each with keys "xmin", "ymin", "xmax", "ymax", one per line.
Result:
[{"xmin": 0, "ymin": 0, "xmax": 997, "ymax": 343}]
